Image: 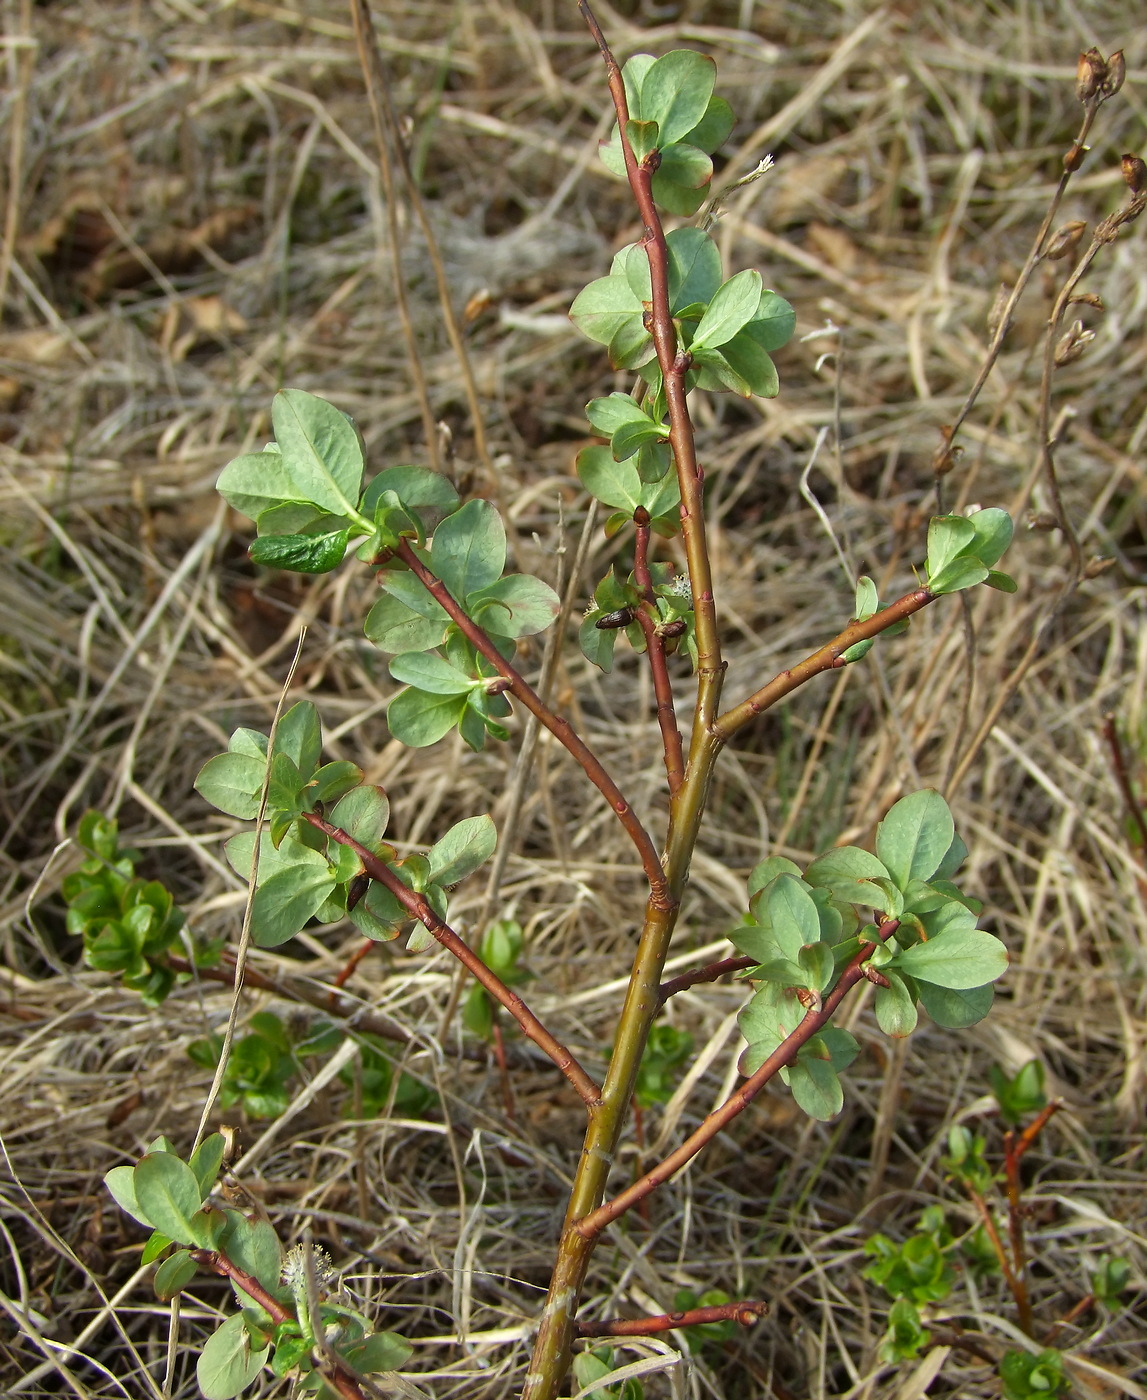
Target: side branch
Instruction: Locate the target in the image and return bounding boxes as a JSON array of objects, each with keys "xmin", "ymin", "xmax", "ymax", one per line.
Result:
[
  {"xmin": 574, "ymin": 928, "xmax": 895, "ymax": 1238},
  {"xmin": 576, "ymin": 1299, "xmax": 768, "ymax": 1337},
  {"xmin": 657, "ymin": 955, "xmax": 756, "ymax": 1005},
  {"xmin": 713, "ymin": 588, "xmax": 934, "ymax": 742},
  {"xmin": 303, "ymin": 813, "xmax": 602, "ymax": 1107},
  {"xmin": 393, "ymin": 539, "xmax": 669, "ymax": 904},
  {"xmin": 632, "ymin": 510, "xmax": 684, "ymax": 794}
]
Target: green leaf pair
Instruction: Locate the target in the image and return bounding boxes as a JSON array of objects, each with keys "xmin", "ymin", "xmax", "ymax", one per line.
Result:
[
  {"xmin": 569, "ymin": 226, "xmax": 794, "ymax": 400},
  {"xmin": 597, "ymin": 49, "xmax": 732, "ymax": 216},
  {"xmin": 463, "ymin": 919, "xmax": 531, "ymax": 1041},
  {"xmin": 386, "ymin": 632, "xmax": 514, "ymax": 752},
  {"xmin": 186, "ymin": 1012, "xmax": 302, "ymax": 1120},
  {"xmin": 840, "ymin": 575, "xmax": 911, "ymax": 664},
  {"xmin": 925, "ymin": 507, "xmax": 1016, "ymax": 595}
]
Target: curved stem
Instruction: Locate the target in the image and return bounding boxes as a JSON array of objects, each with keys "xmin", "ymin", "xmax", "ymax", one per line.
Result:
[
  {"xmin": 657, "ymin": 955, "xmax": 756, "ymax": 1005},
  {"xmin": 577, "ymin": 1299, "xmax": 768, "ymax": 1337},
  {"xmin": 714, "ymin": 588, "xmax": 934, "ymax": 742},
  {"xmin": 631, "ymin": 511, "xmax": 684, "ymax": 794},
  {"xmin": 393, "ymin": 539, "xmax": 669, "ymax": 904},
  {"xmin": 302, "ymin": 813, "xmax": 602, "ymax": 1107}
]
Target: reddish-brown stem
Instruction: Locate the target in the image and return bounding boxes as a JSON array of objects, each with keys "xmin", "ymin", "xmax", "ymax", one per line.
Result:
[
  {"xmin": 1002, "ymin": 1099, "xmax": 1062, "ymax": 1336},
  {"xmin": 1043, "ymin": 1292, "xmax": 1095, "ymax": 1344},
  {"xmin": 714, "ymin": 589, "xmax": 934, "ymax": 741},
  {"xmin": 491, "ymin": 1016, "xmax": 516, "ymax": 1119},
  {"xmin": 332, "ymin": 937, "xmax": 374, "ymax": 991},
  {"xmin": 302, "ymin": 812, "xmax": 602, "ymax": 1107},
  {"xmin": 657, "ymin": 955, "xmax": 756, "ymax": 1005},
  {"xmin": 631, "ymin": 510, "xmax": 684, "ymax": 794},
  {"xmin": 967, "ymin": 1188, "xmax": 1025, "ymax": 1319},
  {"xmin": 189, "ymin": 1248, "xmax": 292, "ymax": 1325},
  {"xmin": 392, "ymin": 538, "xmax": 669, "ymax": 904},
  {"xmin": 579, "ymin": 0, "xmax": 722, "ymax": 740},
  {"xmin": 1102, "ymin": 713, "xmax": 1147, "ymax": 851},
  {"xmin": 574, "ymin": 925, "xmax": 897, "ymax": 1238},
  {"xmin": 576, "ymin": 1299, "xmax": 768, "ymax": 1337}
]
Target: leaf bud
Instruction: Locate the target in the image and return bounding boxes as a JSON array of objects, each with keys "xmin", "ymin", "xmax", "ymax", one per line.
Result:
[
  {"xmin": 1053, "ymin": 319, "xmax": 1094, "ymax": 367},
  {"xmin": 1121, "ymin": 152, "xmax": 1146, "ymax": 194},
  {"xmin": 1076, "ymin": 47, "xmax": 1107, "ymax": 103},
  {"xmin": 986, "ymin": 283, "xmax": 1009, "ymax": 337},
  {"xmin": 1063, "ymin": 143, "xmax": 1086, "ymax": 173},
  {"xmin": 656, "ymin": 617, "xmax": 688, "ymax": 639},
  {"xmin": 1068, "ymin": 291, "xmax": 1104, "ymax": 312},
  {"xmin": 1044, "ymin": 220, "xmax": 1086, "ymax": 260},
  {"xmin": 1084, "ymin": 556, "xmax": 1115, "ymax": 579},
  {"xmin": 1102, "ymin": 50, "xmax": 1125, "ymax": 97},
  {"xmin": 1027, "ymin": 512, "xmax": 1060, "ymax": 532}
]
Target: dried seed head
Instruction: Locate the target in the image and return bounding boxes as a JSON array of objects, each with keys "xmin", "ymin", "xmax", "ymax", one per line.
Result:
[
  {"xmin": 932, "ymin": 425, "xmax": 963, "ymax": 477},
  {"xmin": 1103, "ymin": 50, "xmax": 1126, "ymax": 98},
  {"xmin": 1068, "ymin": 291, "xmax": 1104, "ymax": 312},
  {"xmin": 1054, "ymin": 319, "xmax": 1095, "ymax": 366},
  {"xmin": 1121, "ymin": 152, "xmax": 1146, "ymax": 194},
  {"xmin": 1044, "ymin": 220, "xmax": 1087, "ymax": 261},
  {"xmin": 986, "ymin": 283, "xmax": 1009, "ymax": 337},
  {"xmin": 282, "ymin": 1244, "xmax": 336, "ymax": 1294},
  {"xmin": 1076, "ymin": 47, "xmax": 1107, "ymax": 103}
]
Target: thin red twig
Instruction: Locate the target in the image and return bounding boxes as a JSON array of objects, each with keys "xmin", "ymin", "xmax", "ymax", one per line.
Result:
[
  {"xmin": 1002, "ymin": 1099, "xmax": 1062, "ymax": 1335},
  {"xmin": 577, "ymin": 1299, "xmax": 768, "ymax": 1337},
  {"xmin": 1102, "ymin": 714, "xmax": 1147, "ymax": 851},
  {"xmin": 631, "ymin": 508, "xmax": 684, "ymax": 793},
  {"xmin": 574, "ymin": 923, "xmax": 899, "ymax": 1237},
  {"xmin": 392, "ymin": 538, "xmax": 669, "ymax": 905},
  {"xmin": 302, "ymin": 812, "xmax": 602, "ymax": 1107},
  {"xmin": 657, "ymin": 955, "xmax": 756, "ymax": 1005}
]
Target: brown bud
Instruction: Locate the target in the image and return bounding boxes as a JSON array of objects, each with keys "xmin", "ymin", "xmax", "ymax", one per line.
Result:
[
  {"xmin": 1063, "ymin": 143, "xmax": 1086, "ymax": 173},
  {"xmin": 1076, "ymin": 47, "xmax": 1107, "ymax": 103},
  {"xmin": 656, "ymin": 617, "xmax": 688, "ymax": 639},
  {"xmin": 1103, "ymin": 50, "xmax": 1126, "ymax": 98},
  {"xmin": 1028, "ymin": 512, "xmax": 1060, "ymax": 532},
  {"xmin": 1083, "ymin": 556, "xmax": 1115, "ymax": 579},
  {"xmin": 986, "ymin": 283, "xmax": 1009, "ymax": 337},
  {"xmin": 1068, "ymin": 291, "xmax": 1104, "ymax": 311},
  {"xmin": 1121, "ymin": 153, "xmax": 1146, "ymax": 194},
  {"xmin": 1054, "ymin": 319, "xmax": 1095, "ymax": 366},
  {"xmin": 1044, "ymin": 220, "xmax": 1087, "ymax": 260}
]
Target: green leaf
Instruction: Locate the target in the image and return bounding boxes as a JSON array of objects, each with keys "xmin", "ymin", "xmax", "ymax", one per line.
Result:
[
  {"xmin": 876, "ymin": 790, "xmax": 955, "ymax": 890},
  {"xmin": 747, "ymin": 855, "xmax": 803, "ymax": 897},
  {"xmin": 569, "ymin": 274, "xmax": 649, "ymax": 363},
  {"xmin": 624, "ymin": 117, "xmax": 660, "ymax": 161},
  {"xmin": 388, "ymin": 686, "xmax": 468, "ymax": 747},
  {"xmin": 250, "ymin": 864, "xmax": 338, "ymax": 947},
  {"xmin": 798, "ymin": 941, "xmax": 835, "ymax": 991},
  {"xmin": 197, "ymin": 1312, "xmax": 270, "ymax": 1400},
  {"xmin": 805, "ymin": 847, "xmax": 889, "ymax": 905},
  {"xmin": 928, "ymin": 557, "xmax": 988, "ymax": 594},
  {"xmin": 133, "ymin": 1152, "xmax": 202, "ymax": 1245},
  {"xmin": 788, "ymin": 1054, "xmax": 843, "ymax": 1120},
  {"xmin": 767, "ymin": 874, "xmax": 823, "ymax": 957},
  {"xmin": 428, "ymin": 813, "xmax": 497, "ymax": 885},
  {"xmin": 577, "ymin": 444, "xmax": 681, "ymax": 519},
  {"xmin": 683, "ymin": 94, "xmax": 734, "ymax": 152},
  {"xmin": 194, "ymin": 753, "xmax": 266, "ymax": 820},
  {"xmin": 743, "ymin": 292, "xmax": 797, "ymax": 352},
  {"xmin": 655, "ymin": 141, "xmax": 712, "ymax": 192},
  {"xmin": 219, "ymin": 1211, "xmax": 283, "ymax": 1293},
  {"xmin": 329, "ymin": 785, "xmax": 391, "ymax": 856},
  {"xmin": 926, "ymin": 514, "xmax": 977, "ymax": 580},
  {"xmin": 141, "ymin": 1230, "xmax": 174, "ymax": 1265},
  {"xmin": 986, "ymin": 569, "xmax": 1018, "ymax": 592},
  {"xmin": 968, "ymin": 507, "xmax": 1013, "ymax": 568},
  {"xmin": 249, "ymin": 528, "xmax": 350, "ymax": 574},
  {"xmin": 364, "ymin": 576, "xmax": 450, "ymax": 654},
  {"xmin": 430, "ymin": 500, "xmax": 506, "ymax": 599},
  {"xmin": 716, "ymin": 330, "xmax": 779, "ymax": 397},
  {"xmin": 341, "ymin": 1331, "xmax": 415, "ymax": 1374},
  {"xmin": 273, "ymin": 700, "xmax": 323, "ymax": 776},
  {"xmin": 874, "ymin": 969, "xmax": 918, "ymax": 1037},
  {"xmin": 216, "ymin": 451, "xmax": 312, "ymax": 523},
  {"xmin": 349, "ymin": 880, "xmax": 406, "ymax": 941},
  {"xmin": 892, "ymin": 928, "xmax": 1008, "ymax": 989},
  {"xmin": 105, "ymin": 1165, "xmax": 153, "ymax": 1229},
  {"xmin": 639, "ymin": 50, "xmax": 717, "ymax": 148},
  {"xmin": 360, "ymin": 465, "xmax": 459, "ymax": 522},
  {"xmin": 692, "ymin": 269, "xmax": 763, "ymax": 351},
  {"xmin": 310, "ymin": 760, "xmax": 363, "ymax": 804},
  {"xmin": 389, "ymin": 652, "xmax": 477, "ymax": 695},
  {"xmin": 271, "ymin": 389, "xmax": 364, "ymax": 519},
  {"xmin": 189, "ymin": 1134, "xmax": 226, "ymax": 1202},
  {"xmin": 154, "ymin": 1249, "xmax": 198, "ymax": 1301},
  {"xmin": 917, "ymin": 980, "xmax": 993, "ymax": 1027},
  {"xmin": 611, "ymin": 418, "xmax": 668, "ymax": 461},
  {"xmin": 468, "ymin": 574, "xmax": 560, "ymax": 637}
]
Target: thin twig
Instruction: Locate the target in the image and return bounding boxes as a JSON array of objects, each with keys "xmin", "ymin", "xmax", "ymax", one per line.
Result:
[
  {"xmin": 631, "ymin": 508, "xmax": 684, "ymax": 794},
  {"xmin": 574, "ymin": 924, "xmax": 898, "ymax": 1238},
  {"xmin": 393, "ymin": 538, "xmax": 668, "ymax": 902},
  {"xmin": 713, "ymin": 589, "xmax": 934, "ymax": 741},
  {"xmin": 1102, "ymin": 713, "xmax": 1147, "ymax": 851},
  {"xmin": 576, "ymin": 1299, "xmax": 768, "ymax": 1337},
  {"xmin": 657, "ymin": 956, "xmax": 755, "ymax": 1005},
  {"xmin": 302, "ymin": 813, "xmax": 602, "ymax": 1107},
  {"xmin": 1002, "ymin": 1099, "xmax": 1063, "ymax": 1336}
]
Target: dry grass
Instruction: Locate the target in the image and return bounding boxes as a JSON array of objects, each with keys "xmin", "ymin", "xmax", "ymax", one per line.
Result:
[{"xmin": 1, "ymin": 1, "xmax": 1146, "ymax": 1397}]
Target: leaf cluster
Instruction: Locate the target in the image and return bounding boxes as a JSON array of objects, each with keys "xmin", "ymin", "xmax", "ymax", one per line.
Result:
[
  {"xmin": 579, "ymin": 564, "xmax": 695, "ymax": 671},
  {"xmin": 186, "ymin": 1012, "xmax": 325, "ymax": 1121},
  {"xmin": 631, "ymin": 1022, "xmax": 694, "ymax": 1109},
  {"xmin": 732, "ymin": 791, "xmax": 1007, "ymax": 1119},
  {"xmin": 925, "ymin": 508, "xmax": 1016, "ymax": 595},
  {"xmin": 63, "ymin": 811, "xmax": 208, "ymax": 1006},
  {"xmin": 999, "ymin": 1349, "xmax": 1068, "ymax": 1400},
  {"xmin": 863, "ymin": 1206, "xmax": 954, "ymax": 1362},
  {"xmin": 195, "ymin": 700, "xmax": 496, "ymax": 949},
  {"xmin": 463, "ymin": 920, "xmax": 530, "ymax": 1041},
  {"xmin": 990, "ymin": 1058, "xmax": 1047, "ymax": 1127},
  {"xmin": 104, "ymin": 1135, "xmax": 411, "ymax": 1400}
]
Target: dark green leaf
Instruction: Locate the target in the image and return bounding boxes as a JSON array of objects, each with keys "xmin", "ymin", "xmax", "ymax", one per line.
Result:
[
  {"xmin": 197, "ymin": 1312, "xmax": 270, "ymax": 1400},
  {"xmin": 876, "ymin": 790, "xmax": 955, "ymax": 890},
  {"xmin": 154, "ymin": 1250, "xmax": 197, "ymax": 1301},
  {"xmin": 926, "ymin": 514, "xmax": 977, "ymax": 580},
  {"xmin": 360, "ymin": 465, "xmax": 459, "ymax": 522},
  {"xmin": 271, "ymin": 388, "xmax": 364, "ymax": 519},
  {"xmin": 194, "ymin": 753, "xmax": 266, "ymax": 820},
  {"xmin": 892, "ymin": 928, "xmax": 1008, "ymax": 989},
  {"xmin": 389, "ymin": 652, "xmax": 477, "ymax": 695},
  {"xmin": 767, "ymin": 874, "xmax": 822, "ymax": 957},
  {"xmin": 788, "ymin": 1055, "xmax": 843, "ymax": 1120},
  {"xmin": 968, "ymin": 507, "xmax": 1013, "ymax": 568},
  {"xmin": 249, "ymin": 528, "xmax": 350, "ymax": 574},
  {"xmin": 427, "ymin": 813, "xmax": 497, "ymax": 885},
  {"xmin": 364, "ymin": 578, "xmax": 450, "ymax": 654},
  {"xmin": 105, "ymin": 1165, "xmax": 153, "ymax": 1229},
  {"xmin": 929, "ymin": 557, "xmax": 989, "ymax": 594},
  {"xmin": 250, "ymin": 865, "xmax": 338, "ymax": 947},
  {"xmin": 430, "ymin": 500, "xmax": 506, "ymax": 599},
  {"xmin": 747, "ymin": 855, "xmax": 803, "ymax": 896},
  {"xmin": 216, "ymin": 451, "xmax": 311, "ymax": 523},
  {"xmin": 133, "ymin": 1152, "xmax": 201, "ymax": 1245},
  {"xmin": 639, "ymin": 50, "xmax": 716, "ymax": 147},
  {"xmin": 189, "ymin": 1134, "xmax": 226, "ymax": 1202},
  {"xmin": 341, "ymin": 1331, "xmax": 414, "ymax": 1374},
  {"xmin": 874, "ymin": 969, "xmax": 918, "ymax": 1037},
  {"xmin": 683, "ymin": 94, "xmax": 734, "ymax": 152},
  {"xmin": 273, "ymin": 701, "xmax": 323, "ymax": 777},
  {"xmin": 387, "ymin": 687, "xmax": 468, "ymax": 747},
  {"xmin": 692, "ymin": 270, "xmax": 763, "ymax": 351},
  {"xmin": 329, "ymin": 785, "xmax": 390, "ymax": 856}
]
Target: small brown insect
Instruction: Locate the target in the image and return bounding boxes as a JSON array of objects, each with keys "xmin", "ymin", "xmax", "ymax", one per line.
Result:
[{"xmin": 595, "ymin": 607, "xmax": 636, "ymax": 630}]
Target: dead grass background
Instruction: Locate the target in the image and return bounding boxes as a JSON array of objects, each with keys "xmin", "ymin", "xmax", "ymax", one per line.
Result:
[{"xmin": 1, "ymin": 1, "xmax": 1145, "ymax": 1397}]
